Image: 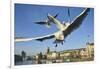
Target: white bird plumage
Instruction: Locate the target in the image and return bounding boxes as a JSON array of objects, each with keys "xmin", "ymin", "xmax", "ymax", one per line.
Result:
[{"xmin": 15, "ymin": 8, "xmax": 90, "ymax": 45}]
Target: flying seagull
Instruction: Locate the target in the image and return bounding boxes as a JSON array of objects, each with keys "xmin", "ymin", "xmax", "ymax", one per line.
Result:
[
  {"xmin": 15, "ymin": 8, "xmax": 90, "ymax": 46},
  {"xmin": 35, "ymin": 13, "xmax": 58, "ymax": 28}
]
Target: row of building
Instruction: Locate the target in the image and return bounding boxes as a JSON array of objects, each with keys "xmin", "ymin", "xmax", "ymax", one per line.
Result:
[
  {"xmin": 46, "ymin": 42, "xmax": 94, "ymax": 60},
  {"xmin": 35, "ymin": 42, "xmax": 94, "ymax": 62}
]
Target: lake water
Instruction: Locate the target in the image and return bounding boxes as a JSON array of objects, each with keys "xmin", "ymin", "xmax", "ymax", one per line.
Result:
[
  {"xmin": 15, "ymin": 59, "xmax": 65, "ymax": 65},
  {"xmin": 15, "ymin": 60, "xmax": 47, "ymax": 65},
  {"xmin": 15, "ymin": 60, "xmax": 36, "ymax": 65}
]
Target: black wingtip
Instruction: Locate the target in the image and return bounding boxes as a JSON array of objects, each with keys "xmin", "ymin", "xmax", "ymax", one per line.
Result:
[
  {"xmin": 85, "ymin": 8, "xmax": 90, "ymax": 14},
  {"xmin": 34, "ymin": 22, "xmax": 47, "ymax": 25},
  {"xmin": 86, "ymin": 8, "xmax": 90, "ymax": 12},
  {"xmin": 54, "ymin": 13, "xmax": 59, "ymax": 18},
  {"xmin": 36, "ymin": 39, "xmax": 43, "ymax": 42}
]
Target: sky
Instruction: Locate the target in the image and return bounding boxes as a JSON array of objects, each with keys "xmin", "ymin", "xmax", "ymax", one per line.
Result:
[{"xmin": 14, "ymin": 3, "xmax": 94, "ymax": 56}]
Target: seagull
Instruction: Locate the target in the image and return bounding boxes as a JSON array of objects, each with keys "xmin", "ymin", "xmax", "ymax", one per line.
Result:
[
  {"xmin": 15, "ymin": 8, "xmax": 90, "ymax": 46},
  {"xmin": 35, "ymin": 13, "xmax": 58, "ymax": 28}
]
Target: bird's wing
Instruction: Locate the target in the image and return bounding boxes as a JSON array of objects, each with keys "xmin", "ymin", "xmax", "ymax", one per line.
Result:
[
  {"xmin": 47, "ymin": 14, "xmax": 64, "ymax": 31},
  {"xmin": 54, "ymin": 13, "xmax": 59, "ymax": 18},
  {"xmin": 63, "ymin": 8, "xmax": 90, "ymax": 37},
  {"xmin": 35, "ymin": 22, "xmax": 47, "ymax": 25},
  {"xmin": 68, "ymin": 8, "xmax": 71, "ymax": 23},
  {"xmin": 15, "ymin": 33, "xmax": 55, "ymax": 42}
]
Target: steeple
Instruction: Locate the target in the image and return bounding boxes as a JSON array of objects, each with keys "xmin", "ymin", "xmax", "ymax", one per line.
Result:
[{"xmin": 47, "ymin": 47, "xmax": 50, "ymax": 54}]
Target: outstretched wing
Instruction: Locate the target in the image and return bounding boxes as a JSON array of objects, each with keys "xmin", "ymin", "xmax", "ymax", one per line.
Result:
[
  {"xmin": 47, "ymin": 14, "xmax": 65, "ymax": 31},
  {"xmin": 63, "ymin": 8, "xmax": 90, "ymax": 37},
  {"xmin": 54, "ymin": 13, "xmax": 59, "ymax": 18},
  {"xmin": 35, "ymin": 22, "xmax": 47, "ymax": 25},
  {"xmin": 15, "ymin": 33, "xmax": 55, "ymax": 42}
]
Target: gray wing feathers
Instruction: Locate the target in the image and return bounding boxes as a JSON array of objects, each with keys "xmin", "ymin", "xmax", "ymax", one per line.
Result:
[
  {"xmin": 15, "ymin": 34, "xmax": 55, "ymax": 42},
  {"xmin": 63, "ymin": 8, "xmax": 90, "ymax": 37}
]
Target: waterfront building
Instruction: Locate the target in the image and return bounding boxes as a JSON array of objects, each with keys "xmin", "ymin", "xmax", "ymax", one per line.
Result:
[
  {"xmin": 86, "ymin": 42, "xmax": 94, "ymax": 58},
  {"xmin": 45, "ymin": 42, "xmax": 94, "ymax": 61}
]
